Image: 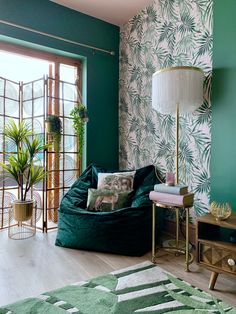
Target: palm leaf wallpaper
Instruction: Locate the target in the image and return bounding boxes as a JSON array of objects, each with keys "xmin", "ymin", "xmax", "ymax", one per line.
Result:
[{"xmin": 119, "ymin": 0, "xmax": 212, "ymax": 220}]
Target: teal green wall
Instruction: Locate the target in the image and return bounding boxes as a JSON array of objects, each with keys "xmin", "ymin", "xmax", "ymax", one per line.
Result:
[
  {"xmin": 211, "ymin": 0, "xmax": 236, "ymax": 210},
  {"xmin": 0, "ymin": 0, "xmax": 120, "ymax": 169}
]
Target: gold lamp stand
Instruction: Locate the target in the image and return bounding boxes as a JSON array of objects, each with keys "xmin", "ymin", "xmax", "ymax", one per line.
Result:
[{"xmin": 151, "ymin": 66, "xmax": 204, "ymax": 270}]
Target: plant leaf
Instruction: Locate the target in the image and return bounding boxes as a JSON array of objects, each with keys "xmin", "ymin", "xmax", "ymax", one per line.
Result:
[
  {"xmin": 166, "ymin": 273, "xmax": 211, "ymax": 300},
  {"xmin": 163, "ymin": 284, "xmax": 214, "ymax": 310}
]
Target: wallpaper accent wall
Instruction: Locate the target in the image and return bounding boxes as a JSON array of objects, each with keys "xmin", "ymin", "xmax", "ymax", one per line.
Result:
[{"xmin": 119, "ymin": 0, "xmax": 212, "ymax": 219}]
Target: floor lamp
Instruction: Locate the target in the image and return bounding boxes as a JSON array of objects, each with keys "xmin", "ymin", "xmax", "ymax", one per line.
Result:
[
  {"xmin": 151, "ymin": 66, "xmax": 204, "ymax": 256},
  {"xmin": 152, "ymin": 66, "xmax": 204, "ymax": 185}
]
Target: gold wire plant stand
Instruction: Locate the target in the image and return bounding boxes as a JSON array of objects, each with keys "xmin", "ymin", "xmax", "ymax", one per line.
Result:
[{"xmin": 8, "ymin": 201, "xmax": 37, "ymax": 240}]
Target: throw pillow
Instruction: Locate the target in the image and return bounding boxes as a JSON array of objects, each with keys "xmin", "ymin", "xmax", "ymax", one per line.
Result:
[
  {"xmin": 97, "ymin": 171, "xmax": 135, "ymax": 191},
  {"xmin": 87, "ymin": 188, "xmax": 132, "ymax": 212}
]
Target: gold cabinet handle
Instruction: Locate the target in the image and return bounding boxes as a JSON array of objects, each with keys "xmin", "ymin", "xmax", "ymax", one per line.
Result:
[{"xmin": 227, "ymin": 258, "xmax": 235, "ymax": 266}]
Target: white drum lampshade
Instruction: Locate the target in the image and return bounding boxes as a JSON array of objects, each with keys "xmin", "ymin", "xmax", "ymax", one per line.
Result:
[{"xmin": 152, "ymin": 66, "xmax": 204, "ymax": 115}]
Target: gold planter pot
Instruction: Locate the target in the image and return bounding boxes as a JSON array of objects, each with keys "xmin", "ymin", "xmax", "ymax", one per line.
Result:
[{"xmin": 12, "ymin": 200, "xmax": 34, "ymax": 222}]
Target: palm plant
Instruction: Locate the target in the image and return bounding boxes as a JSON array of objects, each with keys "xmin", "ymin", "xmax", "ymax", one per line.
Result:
[{"xmin": 0, "ymin": 120, "xmax": 47, "ymax": 201}]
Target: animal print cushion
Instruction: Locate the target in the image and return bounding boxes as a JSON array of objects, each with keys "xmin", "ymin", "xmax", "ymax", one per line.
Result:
[
  {"xmin": 87, "ymin": 188, "xmax": 132, "ymax": 212},
  {"xmin": 97, "ymin": 171, "xmax": 135, "ymax": 191}
]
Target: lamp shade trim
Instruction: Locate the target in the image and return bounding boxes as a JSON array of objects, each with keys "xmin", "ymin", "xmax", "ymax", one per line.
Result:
[{"xmin": 153, "ymin": 66, "xmax": 204, "ymax": 77}]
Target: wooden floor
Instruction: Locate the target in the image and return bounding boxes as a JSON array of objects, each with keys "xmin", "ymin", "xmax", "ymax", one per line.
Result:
[{"xmin": 0, "ymin": 229, "xmax": 236, "ymax": 307}]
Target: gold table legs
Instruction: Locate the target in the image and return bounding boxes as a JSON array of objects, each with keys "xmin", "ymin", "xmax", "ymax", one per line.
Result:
[
  {"xmin": 152, "ymin": 202, "xmax": 192, "ymax": 272},
  {"xmin": 152, "ymin": 202, "xmax": 156, "ymax": 263},
  {"xmin": 185, "ymin": 207, "xmax": 190, "ymax": 272}
]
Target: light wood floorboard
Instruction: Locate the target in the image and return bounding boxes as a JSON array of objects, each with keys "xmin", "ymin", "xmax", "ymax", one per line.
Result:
[{"xmin": 0, "ymin": 230, "xmax": 235, "ymax": 307}]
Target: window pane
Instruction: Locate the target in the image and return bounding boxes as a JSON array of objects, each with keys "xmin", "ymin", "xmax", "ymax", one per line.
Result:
[{"xmin": 60, "ymin": 64, "xmax": 77, "ymax": 83}]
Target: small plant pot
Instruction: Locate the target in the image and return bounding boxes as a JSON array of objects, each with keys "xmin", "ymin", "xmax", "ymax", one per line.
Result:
[{"xmin": 12, "ymin": 200, "xmax": 34, "ymax": 222}]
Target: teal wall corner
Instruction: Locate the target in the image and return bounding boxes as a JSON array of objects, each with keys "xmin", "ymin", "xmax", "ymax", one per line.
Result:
[
  {"xmin": 211, "ymin": 0, "xmax": 236, "ymax": 211},
  {"xmin": 0, "ymin": 0, "xmax": 120, "ymax": 170}
]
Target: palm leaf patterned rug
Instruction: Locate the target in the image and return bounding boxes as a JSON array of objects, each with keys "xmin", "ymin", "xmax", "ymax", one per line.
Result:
[{"xmin": 1, "ymin": 261, "xmax": 235, "ymax": 314}]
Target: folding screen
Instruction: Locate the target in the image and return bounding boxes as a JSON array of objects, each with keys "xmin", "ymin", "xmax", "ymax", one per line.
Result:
[
  {"xmin": 0, "ymin": 77, "xmax": 20, "ymax": 229},
  {"xmin": 0, "ymin": 75, "xmax": 80, "ymax": 231}
]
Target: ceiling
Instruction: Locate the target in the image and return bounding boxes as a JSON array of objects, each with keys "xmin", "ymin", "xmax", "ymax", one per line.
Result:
[{"xmin": 50, "ymin": 0, "xmax": 154, "ymax": 26}]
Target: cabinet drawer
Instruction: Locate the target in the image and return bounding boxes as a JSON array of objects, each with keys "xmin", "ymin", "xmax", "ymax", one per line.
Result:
[{"xmin": 199, "ymin": 242, "xmax": 236, "ymax": 275}]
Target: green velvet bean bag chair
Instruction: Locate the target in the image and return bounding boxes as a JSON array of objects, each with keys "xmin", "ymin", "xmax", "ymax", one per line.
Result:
[{"xmin": 55, "ymin": 164, "xmax": 161, "ymax": 256}]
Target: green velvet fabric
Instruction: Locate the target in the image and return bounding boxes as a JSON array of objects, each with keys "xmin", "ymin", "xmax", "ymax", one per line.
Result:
[{"xmin": 55, "ymin": 164, "xmax": 161, "ymax": 256}]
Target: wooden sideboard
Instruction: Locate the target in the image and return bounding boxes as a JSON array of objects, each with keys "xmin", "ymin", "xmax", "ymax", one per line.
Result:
[{"xmin": 196, "ymin": 213, "xmax": 236, "ymax": 290}]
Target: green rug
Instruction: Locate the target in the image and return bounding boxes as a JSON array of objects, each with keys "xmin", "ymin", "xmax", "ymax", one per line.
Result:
[{"xmin": 1, "ymin": 261, "xmax": 236, "ymax": 313}]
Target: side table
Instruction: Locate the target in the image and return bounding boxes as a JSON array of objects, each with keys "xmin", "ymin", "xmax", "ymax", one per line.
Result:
[
  {"xmin": 152, "ymin": 201, "xmax": 193, "ymax": 272},
  {"xmin": 196, "ymin": 213, "xmax": 236, "ymax": 290}
]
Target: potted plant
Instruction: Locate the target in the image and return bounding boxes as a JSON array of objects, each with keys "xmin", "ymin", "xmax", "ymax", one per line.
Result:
[
  {"xmin": 0, "ymin": 120, "xmax": 48, "ymax": 222},
  {"xmin": 45, "ymin": 114, "xmax": 62, "ymax": 154},
  {"xmin": 70, "ymin": 104, "xmax": 89, "ymax": 157}
]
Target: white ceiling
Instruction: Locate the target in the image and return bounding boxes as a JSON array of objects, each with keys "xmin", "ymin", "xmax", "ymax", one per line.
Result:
[{"xmin": 50, "ymin": 0, "xmax": 154, "ymax": 26}]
